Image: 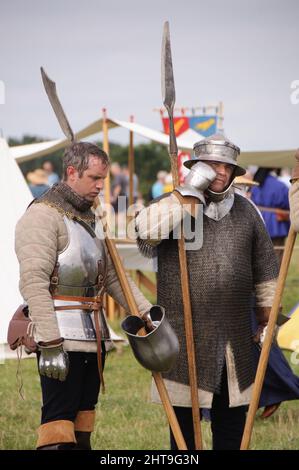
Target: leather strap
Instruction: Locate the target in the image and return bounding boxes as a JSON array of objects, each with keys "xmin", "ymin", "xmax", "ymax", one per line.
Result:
[
  {"xmin": 54, "ymin": 304, "xmax": 100, "ymax": 311},
  {"xmin": 49, "ymin": 262, "xmax": 60, "ymax": 296},
  {"xmin": 94, "ymin": 307, "xmax": 105, "ymax": 393},
  {"xmin": 53, "ymin": 294, "xmax": 100, "ymax": 303}
]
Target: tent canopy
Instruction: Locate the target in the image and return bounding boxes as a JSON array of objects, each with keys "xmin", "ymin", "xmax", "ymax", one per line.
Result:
[
  {"xmin": 0, "ymin": 138, "xmax": 33, "ymax": 343},
  {"xmin": 10, "ymin": 116, "xmax": 296, "ymax": 168}
]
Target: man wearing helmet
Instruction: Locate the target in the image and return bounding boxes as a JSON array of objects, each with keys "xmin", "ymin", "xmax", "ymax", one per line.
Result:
[{"xmin": 135, "ymin": 134, "xmax": 279, "ymax": 450}]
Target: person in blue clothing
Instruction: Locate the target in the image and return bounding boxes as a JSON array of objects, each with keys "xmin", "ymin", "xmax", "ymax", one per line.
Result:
[
  {"xmin": 251, "ymin": 313, "xmax": 299, "ymax": 418},
  {"xmin": 202, "ymin": 328, "xmax": 299, "ymax": 423},
  {"xmin": 42, "ymin": 161, "xmax": 60, "ymax": 186},
  {"xmin": 27, "ymin": 169, "xmax": 50, "ymax": 198},
  {"xmin": 251, "ymin": 168, "xmax": 290, "ymax": 265},
  {"xmin": 150, "ymin": 170, "xmax": 167, "ymax": 200}
]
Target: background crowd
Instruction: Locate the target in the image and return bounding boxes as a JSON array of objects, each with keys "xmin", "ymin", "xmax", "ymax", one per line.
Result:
[{"xmin": 25, "ymin": 158, "xmax": 292, "ymax": 260}]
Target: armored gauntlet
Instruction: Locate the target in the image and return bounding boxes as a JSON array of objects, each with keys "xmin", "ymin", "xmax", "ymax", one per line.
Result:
[
  {"xmin": 39, "ymin": 343, "xmax": 69, "ymax": 381},
  {"xmin": 253, "ymin": 306, "xmax": 279, "ymax": 348},
  {"xmin": 254, "ymin": 323, "xmax": 279, "ymax": 349},
  {"xmin": 175, "ymin": 161, "xmax": 217, "ymax": 204}
]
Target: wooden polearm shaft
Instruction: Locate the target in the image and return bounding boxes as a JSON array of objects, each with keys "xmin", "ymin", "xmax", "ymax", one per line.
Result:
[
  {"xmin": 256, "ymin": 206, "xmax": 289, "ymax": 216},
  {"xmin": 98, "ymin": 216, "xmax": 187, "ymax": 450},
  {"xmin": 170, "ymin": 147, "xmax": 203, "ymax": 450},
  {"xmin": 240, "ymin": 227, "xmax": 297, "ymax": 449},
  {"xmin": 162, "ymin": 21, "xmax": 203, "ymax": 449}
]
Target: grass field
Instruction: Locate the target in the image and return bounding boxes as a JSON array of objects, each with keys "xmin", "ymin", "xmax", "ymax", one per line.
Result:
[{"xmin": 1, "ymin": 245, "xmax": 299, "ymax": 450}]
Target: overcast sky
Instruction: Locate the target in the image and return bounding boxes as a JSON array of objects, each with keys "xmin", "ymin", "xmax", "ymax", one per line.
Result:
[{"xmin": 0, "ymin": 0, "xmax": 299, "ymax": 151}]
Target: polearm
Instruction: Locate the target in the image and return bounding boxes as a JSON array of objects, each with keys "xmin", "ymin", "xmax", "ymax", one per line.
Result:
[
  {"xmin": 100, "ymin": 218, "xmax": 187, "ymax": 450},
  {"xmin": 240, "ymin": 226, "xmax": 297, "ymax": 449},
  {"xmin": 40, "ymin": 67, "xmax": 187, "ymax": 451},
  {"xmin": 162, "ymin": 22, "xmax": 203, "ymax": 450}
]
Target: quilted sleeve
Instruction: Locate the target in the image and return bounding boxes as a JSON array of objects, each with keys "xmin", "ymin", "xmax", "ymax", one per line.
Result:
[{"xmin": 15, "ymin": 204, "xmax": 67, "ymax": 343}]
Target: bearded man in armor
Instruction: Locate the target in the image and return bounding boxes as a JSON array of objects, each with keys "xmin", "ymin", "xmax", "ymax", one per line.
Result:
[
  {"xmin": 15, "ymin": 142, "xmax": 152, "ymax": 450},
  {"xmin": 135, "ymin": 134, "xmax": 279, "ymax": 450}
]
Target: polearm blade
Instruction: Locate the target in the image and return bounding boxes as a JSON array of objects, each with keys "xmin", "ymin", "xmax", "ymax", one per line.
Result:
[
  {"xmin": 161, "ymin": 21, "xmax": 203, "ymax": 450},
  {"xmin": 161, "ymin": 21, "xmax": 178, "ymax": 162},
  {"xmin": 161, "ymin": 21, "xmax": 175, "ymax": 110},
  {"xmin": 40, "ymin": 67, "xmax": 75, "ymax": 142}
]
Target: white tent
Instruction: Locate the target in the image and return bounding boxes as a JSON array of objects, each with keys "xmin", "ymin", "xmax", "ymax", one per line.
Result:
[
  {"xmin": 0, "ymin": 138, "xmax": 33, "ymax": 344},
  {"xmin": 9, "ymin": 116, "xmax": 297, "ymax": 168}
]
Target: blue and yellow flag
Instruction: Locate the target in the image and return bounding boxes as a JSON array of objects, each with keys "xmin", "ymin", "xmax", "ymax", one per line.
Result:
[{"xmin": 189, "ymin": 116, "xmax": 217, "ymax": 137}]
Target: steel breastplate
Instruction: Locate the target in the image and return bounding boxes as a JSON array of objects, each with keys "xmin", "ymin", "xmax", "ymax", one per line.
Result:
[{"xmin": 54, "ymin": 217, "xmax": 109, "ymax": 342}]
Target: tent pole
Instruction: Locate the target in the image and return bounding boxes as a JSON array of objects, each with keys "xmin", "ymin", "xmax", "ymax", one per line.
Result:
[
  {"xmin": 127, "ymin": 115, "xmax": 135, "ymax": 241},
  {"xmin": 102, "ymin": 108, "xmax": 111, "ymax": 211},
  {"xmin": 102, "ymin": 108, "xmax": 115, "ymax": 320},
  {"xmin": 218, "ymin": 101, "xmax": 224, "ymax": 133},
  {"xmin": 128, "ymin": 115, "xmax": 135, "ymax": 208}
]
